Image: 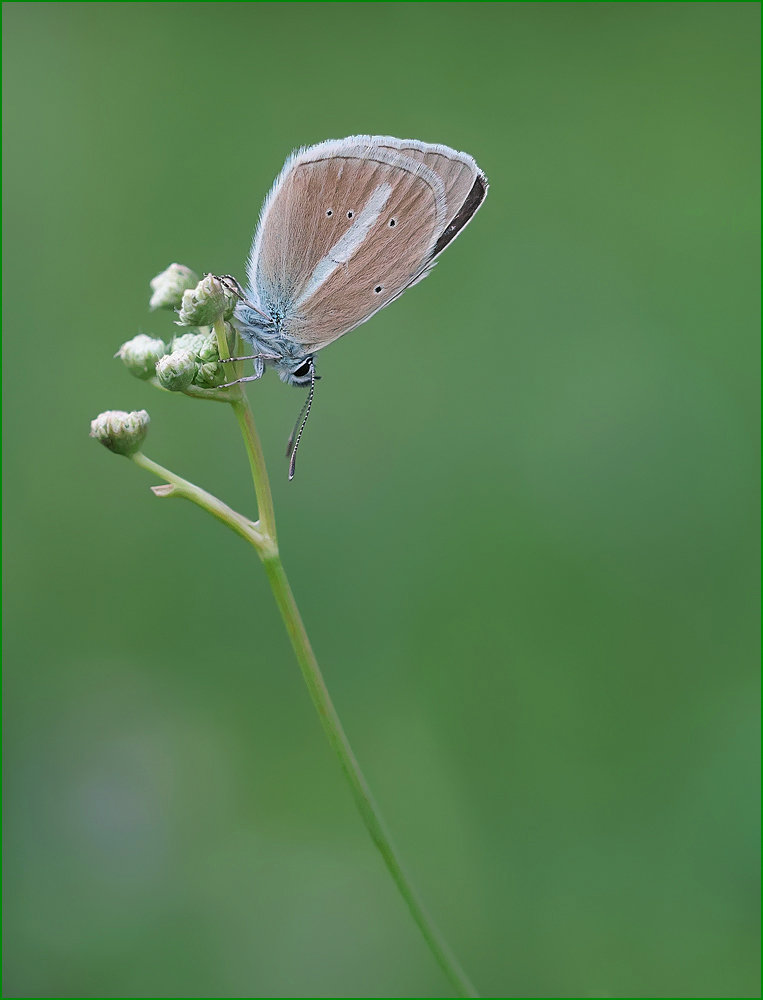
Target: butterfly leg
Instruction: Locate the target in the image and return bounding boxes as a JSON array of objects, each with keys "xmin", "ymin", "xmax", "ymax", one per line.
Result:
[
  {"xmin": 218, "ymin": 356, "xmax": 266, "ymax": 387},
  {"xmin": 218, "ymin": 374, "xmax": 262, "ymax": 388},
  {"xmin": 218, "ymin": 353, "xmax": 278, "ymax": 364}
]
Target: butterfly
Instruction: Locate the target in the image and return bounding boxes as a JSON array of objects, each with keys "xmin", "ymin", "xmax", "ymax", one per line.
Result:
[{"xmin": 220, "ymin": 135, "xmax": 488, "ymax": 478}]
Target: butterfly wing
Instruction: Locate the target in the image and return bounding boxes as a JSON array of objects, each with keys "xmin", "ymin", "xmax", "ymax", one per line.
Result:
[
  {"xmin": 248, "ymin": 136, "xmax": 487, "ymax": 352},
  {"xmin": 369, "ymin": 137, "xmax": 485, "ymax": 244}
]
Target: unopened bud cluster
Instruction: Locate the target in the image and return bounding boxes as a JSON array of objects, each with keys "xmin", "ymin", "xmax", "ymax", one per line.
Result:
[
  {"xmin": 115, "ymin": 334, "xmax": 167, "ymax": 380},
  {"xmin": 155, "ymin": 348, "xmax": 198, "ymax": 391},
  {"xmin": 90, "ymin": 410, "xmax": 149, "ymax": 457},
  {"xmin": 149, "ymin": 263, "xmax": 199, "ymax": 311},
  {"xmin": 118, "ymin": 329, "xmax": 229, "ymax": 391},
  {"xmin": 176, "ymin": 274, "xmax": 237, "ymax": 327},
  {"xmin": 115, "ymin": 266, "xmax": 239, "ymax": 392}
]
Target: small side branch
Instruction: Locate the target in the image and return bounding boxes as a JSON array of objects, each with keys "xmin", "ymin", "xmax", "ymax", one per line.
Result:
[{"xmin": 132, "ymin": 451, "xmax": 275, "ymax": 559}]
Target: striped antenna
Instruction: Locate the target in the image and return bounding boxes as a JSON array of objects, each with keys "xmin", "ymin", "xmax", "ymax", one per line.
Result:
[{"xmin": 287, "ymin": 359, "xmax": 316, "ymax": 481}]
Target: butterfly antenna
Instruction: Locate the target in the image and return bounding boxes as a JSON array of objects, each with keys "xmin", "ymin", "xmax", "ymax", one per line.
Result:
[
  {"xmin": 285, "ymin": 397, "xmax": 310, "ymax": 458},
  {"xmin": 287, "ymin": 360, "xmax": 316, "ymax": 481},
  {"xmin": 213, "ymin": 274, "xmax": 272, "ymax": 323}
]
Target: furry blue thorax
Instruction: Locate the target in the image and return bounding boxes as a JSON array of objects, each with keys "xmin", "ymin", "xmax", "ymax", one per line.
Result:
[{"xmin": 233, "ymin": 300, "xmax": 315, "ymax": 386}]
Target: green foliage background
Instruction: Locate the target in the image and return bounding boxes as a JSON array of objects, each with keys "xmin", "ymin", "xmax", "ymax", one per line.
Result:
[{"xmin": 3, "ymin": 3, "xmax": 759, "ymax": 997}]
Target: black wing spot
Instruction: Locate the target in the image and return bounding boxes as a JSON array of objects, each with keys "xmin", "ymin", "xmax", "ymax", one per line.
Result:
[
  {"xmin": 389, "ymin": 218, "xmax": 396, "ymax": 227},
  {"xmin": 374, "ymin": 285, "xmax": 383, "ymax": 294},
  {"xmin": 326, "ymin": 209, "xmax": 333, "ymax": 217},
  {"xmin": 347, "ymin": 210, "xmax": 354, "ymax": 219}
]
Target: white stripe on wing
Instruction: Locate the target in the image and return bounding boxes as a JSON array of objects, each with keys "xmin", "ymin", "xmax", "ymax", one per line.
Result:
[{"xmin": 295, "ymin": 182, "xmax": 393, "ymax": 306}]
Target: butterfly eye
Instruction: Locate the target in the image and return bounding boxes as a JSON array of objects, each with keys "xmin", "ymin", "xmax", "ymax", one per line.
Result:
[
  {"xmin": 374, "ymin": 285, "xmax": 383, "ymax": 294},
  {"xmin": 293, "ymin": 360, "xmax": 312, "ymax": 379},
  {"xmin": 347, "ymin": 211, "xmax": 354, "ymax": 219},
  {"xmin": 326, "ymin": 209, "xmax": 333, "ymax": 217},
  {"xmin": 388, "ymin": 218, "xmax": 396, "ymax": 227}
]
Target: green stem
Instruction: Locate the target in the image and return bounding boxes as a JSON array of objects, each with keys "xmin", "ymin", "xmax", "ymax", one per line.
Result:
[
  {"xmin": 229, "ymin": 393, "xmax": 277, "ymax": 543},
  {"xmin": 261, "ymin": 553, "xmax": 479, "ymax": 998},
  {"xmin": 212, "ymin": 319, "xmax": 278, "ymax": 543},
  {"xmin": 214, "ymin": 317, "xmax": 237, "ymax": 382},
  {"xmin": 131, "ymin": 451, "xmax": 273, "ymax": 557},
  {"xmin": 148, "ymin": 375, "xmax": 235, "ymax": 404},
  {"xmin": 131, "ymin": 388, "xmax": 478, "ymax": 997},
  {"xmin": 231, "ymin": 389, "xmax": 478, "ymax": 996}
]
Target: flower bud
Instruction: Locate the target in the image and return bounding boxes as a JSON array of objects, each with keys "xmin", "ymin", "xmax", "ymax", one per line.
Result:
[
  {"xmin": 115, "ymin": 334, "xmax": 167, "ymax": 380},
  {"xmin": 156, "ymin": 349, "xmax": 198, "ymax": 391},
  {"xmin": 176, "ymin": 274, "xmax": 236, "ymax": 327},
  {"xmin": 90, "ymin": 410, "xmax": 149, "ymax": 457},
  {"xmin": 149, "ymin": 263, "xmax": 199, "ymax": 311},
  {"xmin": 193, "ymin": 361, "xmax": 226, "ymax": 388},
  {"xmin": 197, "ymin": 332, "xmax": 221, "ymax": 363},
  {"xmin": 171, "ymin": 331, "xmax": 207, "ymax": 356}
]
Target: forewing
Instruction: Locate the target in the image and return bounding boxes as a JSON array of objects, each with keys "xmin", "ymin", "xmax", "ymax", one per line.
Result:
[
  {"xmin": 377, "ymin": 139, "xmax": 489, "ymax": 261},
  {"xmin": 371, "ymin": 138, "xmax": 480, "ymax": 236},
  {"xmin": 290, "ymin": 163, "xmax": 445, "ymax": 347},
  {"xmin": 248, "ymin": 136, "xmax": 487, "ymax": 351}
]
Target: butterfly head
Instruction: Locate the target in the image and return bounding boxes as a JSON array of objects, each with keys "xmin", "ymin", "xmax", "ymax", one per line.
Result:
[{"xmin": 278, "ymin": 356, "xmax": 316, "ymax": 387}]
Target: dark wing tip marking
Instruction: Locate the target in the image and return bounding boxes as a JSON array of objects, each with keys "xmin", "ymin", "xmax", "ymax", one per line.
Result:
[{"xmin": 429, "ymin": 171, "xmax": 488, "ymax": 260}]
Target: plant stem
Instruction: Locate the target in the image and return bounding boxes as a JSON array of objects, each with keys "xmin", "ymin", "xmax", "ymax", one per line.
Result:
[
  {"xmin": 214, "ymin": 317, "xmax": 237, "ymax": 382},
  {"xmin": 131, "ymin": 451, "xmax": 272, "ymax": 555},
  {"xmin": 228, "ymin": 389, "xmax": 478, "ymax": 997},
  {"xmin": 261, "ymin": 552, "xmax": 479, "ymax": 998},
  {"xmin": 229, "ymin": 393, "xmax": 277, "ymax": 543},
  {"xmin": 212, "ymin": 318, "xmax": 278, "ymax": 542},
  {"xmin": 132, "ymin": 387, "xmax": 478, "ymax": 997}
]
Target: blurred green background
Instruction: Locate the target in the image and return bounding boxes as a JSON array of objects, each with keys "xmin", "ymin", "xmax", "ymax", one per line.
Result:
[{"xmin": 2, "ymin": 3, "xmax": 760, "ymax": 998}]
